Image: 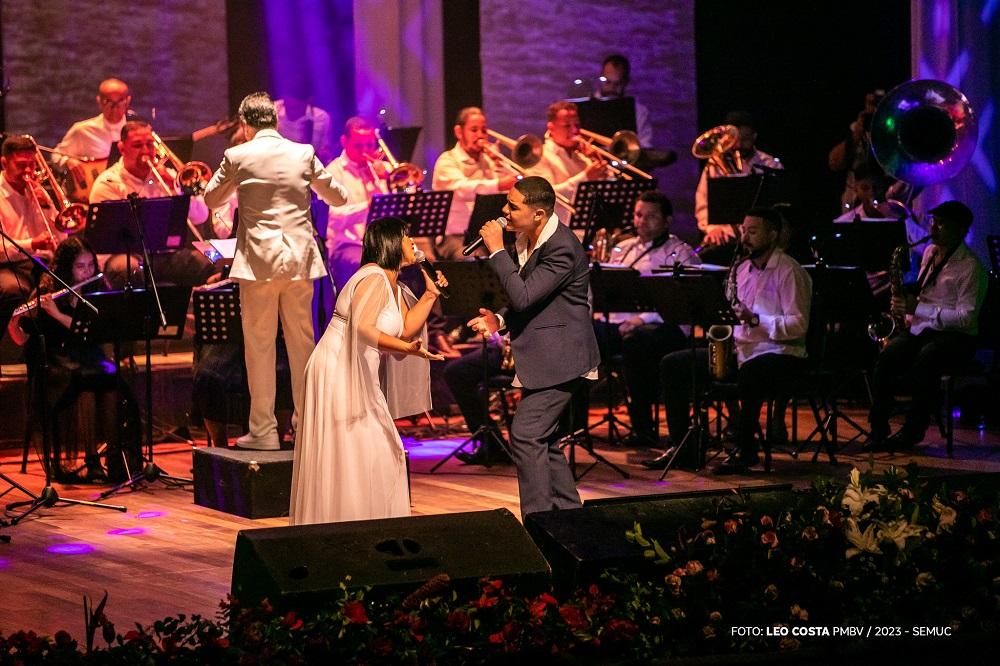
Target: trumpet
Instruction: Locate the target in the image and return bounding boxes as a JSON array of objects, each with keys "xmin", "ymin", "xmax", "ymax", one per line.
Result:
[
  {"xmin": 10, "ymin": 272, "xmax": 105, "ymax": 317},
  {"xmin": 483, "ymin": 130, "xmax": 577, "ymax": 216},
  {"xmin": 151, "ymin": 130, "xmax": 213, "ymax": 195},
  {"xmin": 578, "ymin": 128, "xmax": 653, "ymax": 180},
  {"xmin": 373, "ymin": 128, "xmax": 424, "ymax": 192},
  {"xmin": 24, "ymin": 135, "xmax": 88, "ymax": 236},
  {"xmin": 692, "ymin": 124, "xmax": 743, "ymax": 176}
]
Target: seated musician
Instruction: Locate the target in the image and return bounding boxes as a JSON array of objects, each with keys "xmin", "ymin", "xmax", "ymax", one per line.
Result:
[
  {"xmin": 650, "ymin": 208, "xmax": 811, "ymax": 473},
  {"xmin": 694, "ymin": 111, "xmax": 782, "ymax": 264},
  {"xmin": 7, "ymin": 236, "xmax": 140, "ymax": 483},
  {"xmin": 1, "ymin": 136, "xmax": 60, "ymax": 321},
  {"xmin": 52, "ymin": 79, "xmax": 131, "ymax": 200},
  {"xmin": 526, "ymin": 101, "xmax": 609, "ymax": 225},
  {"xmin": 866, "ymin": 201, "xmax": 987, "ymax": 451},
  {"xmin": 89, "ymin": 119, "xmax": 215, "ymax": 287},
  {"xmin": 594, "ymin": 190, "xmax": 700, "ymax": 445},
  {"xmin": 324, "ymin": 116, "xmax": 391, "ymax": 290},
  {"xmin": 595, "ymin": 54, "xmax": 653, "ymax": 147},
  {"xmin": 431, "ymin": 107, "xmax": 518, "ymax": 259}
]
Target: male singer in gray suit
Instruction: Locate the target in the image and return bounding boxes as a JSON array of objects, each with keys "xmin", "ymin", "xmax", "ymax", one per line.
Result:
[
  {"xmin": 469, "ymin": 176, "xmax": 601, "ymax": 516},
  {"xmin": 204, "ymin": 92, "xmax": 348, "ymax": 450}
]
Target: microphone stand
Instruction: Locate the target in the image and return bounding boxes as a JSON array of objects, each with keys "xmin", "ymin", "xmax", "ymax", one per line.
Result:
[
  {"xmin": 1, "ymin": 227, "xmax": 125, "ymax": 534},
  {"xmin": 98, "ymin": 193, "xmax": 190, "ymax": 499}
]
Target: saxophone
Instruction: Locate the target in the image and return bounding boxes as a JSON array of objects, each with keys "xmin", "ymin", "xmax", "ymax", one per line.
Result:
[
  {"xmin": 868, "ymin": 236, "xmax": 930, "ymax": 347},
  {"xmin": 500, "ymin": 334, "xmax": 515, "ymax": 372},
  {"xmin": 707, "ymin": 246, "xmax": 745, "ymax": 380}
]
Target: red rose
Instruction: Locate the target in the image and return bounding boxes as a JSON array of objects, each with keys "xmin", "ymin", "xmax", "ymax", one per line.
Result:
[
  {"xmin": 530, "ymin": 599, "xmax": 549, "ymax": 619},
  {"xmin": 446, "ymin": 610, "xmax": 471, "ymax": 632},
  {"xmin": 724, "ymin": 519, "xmax": 739, "ymax": 535},
  {"xmin": 342, "ymin": 600, "xmax": 369, "ymax": 624},
  {"xmin": 760, "ymin": 530, "xmax": 779, "ymax": 549},
  {"xmin": 371, "ymin": 635, "xmax": 394, "ymax": 656},
  {"xmin": 604, "ymin": 618, "xmax": 638, "ymax": 642},
  {"xmin": 977, "ymin": 508, "xmax": 993, "ymax": 523},
  {"xmin": 281, "ymin": 611, "xmax": 303, "ymax": 630},
  {"xmin": 559, "ymin": 604, "xmax": 588, "ymax": 630},
  {"xmin": 760, "ymin": 515, "xmax": 775, "ymax": 528},
  {"xmin": 489, "ymin": 631, "xmax": 504, "ymax": 644}
]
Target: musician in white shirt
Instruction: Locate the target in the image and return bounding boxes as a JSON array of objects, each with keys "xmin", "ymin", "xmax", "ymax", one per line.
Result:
[
  {"xmin": 53, "ymin": 79, "xmax": 131, "ymax": 187},
  {"xmin": 431, "ymin": 107, "xmax": 518, "ymax": 259},
  {"xmin": 867, "ymin": 200, "xmax": 988, "ymax": 451},
  {"xmin": 526, "ymin": 101, "xmax": 608, "ymax": 225}
]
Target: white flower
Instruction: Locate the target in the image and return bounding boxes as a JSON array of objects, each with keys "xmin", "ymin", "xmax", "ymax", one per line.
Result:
[
  {"xmin": 932, "ymin": 495, "xmax": 958, "ymax": 533},
  {"xmin": 845, "ymin": 517, "xmax": 882, "ymax": 558},
  {"xmin": 841, "ymin": 468, "xmax": 887, "ymax": 516},
  {"xmin": 877, "ymin": 519, "xmax": 925, "ymax": 552}
]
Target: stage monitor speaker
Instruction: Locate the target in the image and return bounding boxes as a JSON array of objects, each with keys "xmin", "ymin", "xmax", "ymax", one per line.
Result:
[
  {"xmin": 524, "ymin": 485, "xmax": 794, "ymax": 592},
  {"xmin": 232, "ymin": 508, "xmax": 550, "ymax": 611}
]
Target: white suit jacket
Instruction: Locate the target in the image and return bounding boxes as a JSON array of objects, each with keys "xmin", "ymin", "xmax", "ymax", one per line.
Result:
[{"xmin": 204, "ymin": 129, "xmax": 348, "ymax": 281}]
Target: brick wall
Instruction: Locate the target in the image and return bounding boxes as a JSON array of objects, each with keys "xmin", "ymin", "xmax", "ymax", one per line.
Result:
[
  {"xmin": 1, "ymin": 0, "xmax": 229, "ymax": 164},
  {"xmin": 479, "ymin": 0, "xmax": 699, "ymax": 234}
]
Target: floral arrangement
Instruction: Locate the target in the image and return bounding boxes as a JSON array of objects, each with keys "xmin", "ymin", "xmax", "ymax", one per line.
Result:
[{"xmin": 2, "ymin": 465, "xmax": 998, "ymax": 663}]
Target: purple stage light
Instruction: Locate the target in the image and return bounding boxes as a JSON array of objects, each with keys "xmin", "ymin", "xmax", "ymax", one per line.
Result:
[
  {"xmin": 0, "ymin": 558, "xmax": 9, "ymax": 569},
  {"xmin": 137, "ymin": 511, "xmax": 165, "ymax": 519},
  {"xmin": 107, "ymin": 528, "xmax": 146, "ymax": 536},
  {"xmin": 47, "ymin": 543, "xmax": 95, "ymax": 555}
]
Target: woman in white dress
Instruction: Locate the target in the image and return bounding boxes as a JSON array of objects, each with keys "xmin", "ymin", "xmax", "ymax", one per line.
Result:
[{"xmin": 290, "ymin": 217, "xmax": 445, "ymax": 524}]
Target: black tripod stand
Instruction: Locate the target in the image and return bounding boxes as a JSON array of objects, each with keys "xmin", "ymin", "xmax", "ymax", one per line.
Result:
[
  {"xmin": 430, "ymin": 259, "xmax": 511, "ymax": 472},
  {"xmin": 0, "ymin": 229, "xmax": 126, "ymax": 535},
  {"xmin": 642, "ymin": 272, "xmax": 737, "ymax": 479},
  {"xmin": 87, "ymin": 194, "xmax": 193, "ymax": 498}
]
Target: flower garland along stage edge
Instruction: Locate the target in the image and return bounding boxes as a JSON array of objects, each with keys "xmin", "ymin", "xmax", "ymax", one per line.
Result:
[{"xmin": 2, "ymin": 464, "xmax": 999, "ymax": 663}]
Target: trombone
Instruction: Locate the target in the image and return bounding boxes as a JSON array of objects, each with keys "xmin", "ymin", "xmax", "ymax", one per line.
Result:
[
  {"xmin": 373, "ymin": 128, "xmax": 424, "ymax": 192},
  {"xmin": 578, "ymin": 128, "xmax": 653, "ymax": 180},
  {"xmin": 25, "ymin": 135, "xmax": 87, "ymax": 238},
  {"xmin": 151, "ymin": 130, "xmax": 213, "ymax": 195},
  {"xmin": 143, "ymin": 155, "xmax": 206, "ymax": 242},
  {"xmin": 483, "ymin": 129, "xmax": 577, "ymax": 216}
]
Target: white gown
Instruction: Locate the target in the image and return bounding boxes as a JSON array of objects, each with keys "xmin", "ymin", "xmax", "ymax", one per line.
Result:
[{"xmin": 290, "ymin": 264, "xmax": 423, "ymax": 524}]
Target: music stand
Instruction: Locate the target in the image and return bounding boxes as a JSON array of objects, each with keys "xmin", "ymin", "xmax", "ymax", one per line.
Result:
[
  {"xmin": 706, "ymin": 173, "xmax": 790, "ymax": 228},
  {"xmin": 86, "ymin": 195, "xmax": 193, "ymax": 254},
  {"xmin": 818, "ymin": 220, "xmax": 910, "ymax": 272},
  {"xmin": 569, "ymin": 179, "xmax": 657, "ymax": 248},
  {"xmin": 430, "ymin": 259, "xmax": 511, "ymax": 472},
  {"xmin": 67, "ymin": 286, "xmax": 193, "ymax": 498},
  {"xmin": 367, "ymin": 191, "xmax": 454, "ymax": 240},
  {"xmin": 193, "ymin": 282, "xmax": 242, "ymax": 345},
  {"xmin": 573, "ymin": 97, "xmax": 638, "ymax": 137},
  {"xmin": 464, "ymin": 193, "xmax": 509, "ymax": 247},
  {"xmin": 642, "ymin": 273, "xmax": 737, "ymax": 477}
]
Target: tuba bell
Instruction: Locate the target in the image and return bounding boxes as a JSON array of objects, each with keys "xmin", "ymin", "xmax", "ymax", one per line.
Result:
[{"xmin": 692, "ymin": 124, "xmax": 743, "ymax": 176}]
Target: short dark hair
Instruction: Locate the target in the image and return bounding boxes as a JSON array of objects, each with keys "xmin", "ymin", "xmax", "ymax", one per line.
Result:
[
  {"xmin": 455, "ymin": 106, "xmax": 485, "ymax": 127},
  {"xmin": 514, "ymin": 176, "xmax": 556, "ymax": 216},
  {"xmin": 602, "ymin": 54, "xmax": 630, "ymax": 83},
  {"xmin": 636, "ymin": 190, "xmax": 672, "ymax": 217},
  {"xmin": 120, "ymin": 119, "xmax": 151, "ymax": 142},
  {"xmin": 724, "ymin": 110, "xmax": 756, "ymax": 131},
  {"xmin": 744, "ymin": 207, "xmax": 783, "ymax": 233},
  {"xmin": 2, "ymin": 135, "xmax": 35, "ymax": 158},
  {"xmin": 361, "ymin": 217, "xmax": 409, "ymax": 270},
  {"xmin": 343, "ymin": 116, "xmax": 374, "ymax": 137},
  {"xmin": 928, "ymin": 200, "xmax": 974, "ymax": 230},
  {"xmin": 547, "ymin": 100, "xmax": 578, "ymax": 123},
  {"xmin": 239, "ymin": 92, "xmax": 278, "ymax": 130}
]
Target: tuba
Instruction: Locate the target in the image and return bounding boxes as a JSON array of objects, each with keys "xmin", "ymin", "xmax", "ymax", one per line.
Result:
[
  {"xmin": 867, "ymin": 80, "xmax": 977, "ymax": 346},
  {"xmin": 692, "ymin": 124, "xmax": 743, "ymax": 175}
]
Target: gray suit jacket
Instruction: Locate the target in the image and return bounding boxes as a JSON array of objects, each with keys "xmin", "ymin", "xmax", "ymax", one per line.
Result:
[
  {"xmin": 203, "ymin": 129, "xmax": 347, "ymax": 281},
  {"xmin": 490, "ymin": 221, "xmax": 600, "ymax": 390}
]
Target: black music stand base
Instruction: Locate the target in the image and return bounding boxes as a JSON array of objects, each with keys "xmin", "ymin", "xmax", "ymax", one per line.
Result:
[
  {"xmin": 97, "ymin": 460, "xmax": 191, "ymax": 500},
  {"xmin": 3, "ymin": 474, "xmax": 126, "ymax": 528},
  {"xmin": 559, "ymin": 424, "xmax": 630, "ymax": 481},
  {"xmin": 430, "ymin": 336, "xmax": 510, "ymax": 473}
]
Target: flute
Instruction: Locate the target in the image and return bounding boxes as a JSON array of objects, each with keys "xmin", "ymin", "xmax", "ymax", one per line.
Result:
[{"xmin": 11, "ymin": 273, "xmax": 105, "ymax": 317}]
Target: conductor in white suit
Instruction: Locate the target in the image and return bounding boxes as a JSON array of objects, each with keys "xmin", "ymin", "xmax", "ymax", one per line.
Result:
[{"xmin": 204, "ymin": 92, "xmax": 348, "ymax": 450}]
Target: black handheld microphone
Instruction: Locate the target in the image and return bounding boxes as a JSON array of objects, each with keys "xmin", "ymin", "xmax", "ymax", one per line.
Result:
[
  {"xmin": 413, "ymin": 248, "xmax": 450, "ymax": 299},
  {"xmin": 462, "ymin": 217, "xmax": 507, "ymax": 256}
]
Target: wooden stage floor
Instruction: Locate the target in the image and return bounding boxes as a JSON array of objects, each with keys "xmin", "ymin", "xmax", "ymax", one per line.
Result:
[{"xmin": 2, "ymin": 409, "xmax": 999, "ymax": 638}]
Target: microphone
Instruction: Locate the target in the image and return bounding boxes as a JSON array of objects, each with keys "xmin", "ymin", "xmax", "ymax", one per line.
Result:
[
  {"xmin": 413, "ymin": 248, "xmax": 450, "ymax": 299},
  {"xmin": 462, "ymin": 216, "xmax": 507, "ymax": 256}
]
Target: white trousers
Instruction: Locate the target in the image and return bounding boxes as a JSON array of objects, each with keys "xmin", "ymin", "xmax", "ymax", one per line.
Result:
[{"xmin": 238, "ymin": 278, "xmax": 316, "ymax": 437}]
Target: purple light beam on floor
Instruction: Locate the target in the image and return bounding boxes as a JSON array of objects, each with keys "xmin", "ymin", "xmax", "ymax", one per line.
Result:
[
  {"xmin": 107, "ymin": 528, "xmax": 146, "ymax": 536},
  {"xmin": 47, "ymin": 543, "xmax": 95, "ymax": 555},
  {"xmin": 137, "ymin": 511, "xmax": 165, "ymax": 519}
]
